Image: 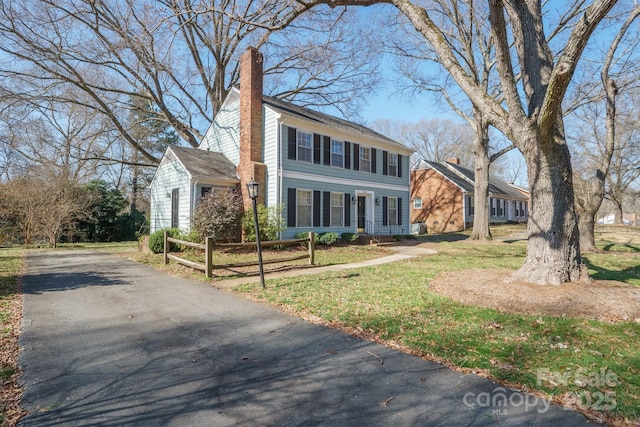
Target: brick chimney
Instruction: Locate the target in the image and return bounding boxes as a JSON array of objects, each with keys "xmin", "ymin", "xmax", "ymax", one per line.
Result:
[
  {"xmin": 238, "ymin": 47, "xmax": 267, "ymax": 211},
  {"xmin": 447, "ymin": 157, "xmax": 460, "ymax": 165}
]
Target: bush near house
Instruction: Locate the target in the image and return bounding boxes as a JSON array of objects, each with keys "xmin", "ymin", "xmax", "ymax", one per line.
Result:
[
  {"xmin": 148, "ymin": 228, "xmax": 181, "ymax": 253},
  {"xmin": 241, "ymin": 204, "xmax": 285, "ymax": 242},
  {"xmin": 192, "ymin": 190, "xmax": 243, "ymax": 243}
]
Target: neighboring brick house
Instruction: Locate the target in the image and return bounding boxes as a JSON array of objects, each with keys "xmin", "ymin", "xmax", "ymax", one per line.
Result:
[
  {"xmin": 150, "ymin": 47, "xmax": 413, "ymax": 239},
  {"xmin": 410, "ymin": 158, "xmax": 529, "ymax": 233}
]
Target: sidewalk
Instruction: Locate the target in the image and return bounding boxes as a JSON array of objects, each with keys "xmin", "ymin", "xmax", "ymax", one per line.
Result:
[{"xmin": 211, "ymin": 243, "xmax": 437, "ymax": 290}]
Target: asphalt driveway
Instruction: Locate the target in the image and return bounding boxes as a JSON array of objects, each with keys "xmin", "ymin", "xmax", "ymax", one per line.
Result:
[{"xmin": 18, "ymin": 250, "xmax": 591, "ymax": 426}]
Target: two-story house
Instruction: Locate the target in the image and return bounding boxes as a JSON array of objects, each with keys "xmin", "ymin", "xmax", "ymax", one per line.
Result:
[
  {"xmin": 410, "ymin": 158, "xmax": 529, "ymax": 233},
  {"xmin": 150, "ymin": 48, "xmax": 412, "ymax": 239}
]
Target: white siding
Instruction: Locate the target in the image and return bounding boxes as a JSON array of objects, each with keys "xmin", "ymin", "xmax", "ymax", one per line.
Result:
[
  {"xmin": 149, "ymin": 153, "xmax": 192, "ymax": 233},
  {"xmin": 199, "ymin": 90, "xmax": 241, "ymax": 165},
  {"xmin": 263, "ymin": 107, "xmax": 279, "ymax": 207}
]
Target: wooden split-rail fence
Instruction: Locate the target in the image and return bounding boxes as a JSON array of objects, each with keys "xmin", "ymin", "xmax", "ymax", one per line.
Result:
[{"xmin": 163, "ymin": 231, "xmax": 315, "ymax": 278}]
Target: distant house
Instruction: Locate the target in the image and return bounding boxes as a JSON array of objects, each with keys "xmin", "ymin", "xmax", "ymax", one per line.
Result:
[
  {"xmin": 596, "ymin": 213, "xmax": 637, "ymax": 226},
  {"xmin": 410, "ymin": 158, "xmax": 529, "ymax": 233},
  {"xmin": 150, "ymin": 48, "xmax": 413, "ymax": 239}
]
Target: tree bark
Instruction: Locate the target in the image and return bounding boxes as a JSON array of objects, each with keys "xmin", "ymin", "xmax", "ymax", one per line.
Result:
[
  {"xmin": 513, "ymin": 125, "xmax": 588, "ymax": 285},
  {"xmin": 469, "ymin": 116, "xmax": 491, "ymax": 240}
]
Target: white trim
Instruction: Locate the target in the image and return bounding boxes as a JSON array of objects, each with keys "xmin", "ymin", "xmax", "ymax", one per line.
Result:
[{"xmin": 283, "ymin": 170, "xmax": 408, "ymax": 192}]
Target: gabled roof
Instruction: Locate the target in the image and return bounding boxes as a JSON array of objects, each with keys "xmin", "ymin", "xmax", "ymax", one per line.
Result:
[
  {"xmin": 168, "ymin": 145, "xmax": 238, "ymax": 183},
  {"xmin": 412, "ymin": 159, "xmax": 527, "ymax": 200},
  {"xmin": 413, "ymin": 159, "xmax": 475, "ymax": 192},
  {"xmin": 262, "ymin": 96, "xmax": 409, "ymax": 152}
]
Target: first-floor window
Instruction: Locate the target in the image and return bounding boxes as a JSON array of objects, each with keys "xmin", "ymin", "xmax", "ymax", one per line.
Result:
[
  {"xmin": 413, "ymin": 197, "xmax": 422, "ymax": 209},
  {"xmin": 468, "ymin": 196, "xmax": 474, "ymax": 216},
  {"xmin": 330, "ymin": 192, "xmax": 344, "ymax": 226},
  {"xmin": 297, "ymin": 189, "xmax": 312, "ymax": 227},
  {"xmin": 490, "ymin": 198, "xmax": 496, "ymax": 216},
  {"xmin": 388, "ymin": 197, "xmax": 398, "ymax": 226}
]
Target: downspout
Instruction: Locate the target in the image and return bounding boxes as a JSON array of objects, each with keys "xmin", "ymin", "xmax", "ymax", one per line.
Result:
[
  {"xmin": 462, "ymin": 191, "xmax": 467, "ymax": 231},
  {"xmin": 191, "ymin": 179, "xmax": 199, "ymax": 232},
  {"xmin": 277, "ymin": 117, "xmax": 285, "ymax": 240}
]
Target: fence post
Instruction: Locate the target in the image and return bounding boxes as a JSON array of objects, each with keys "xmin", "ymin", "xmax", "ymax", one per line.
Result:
[
  {"xmin": 205, "ymin": 237, "xmax": 213, "ymax": 278},
  {"xmin": 163, "ymin": 230, "xmax": 168, "ymax": 265},
  {"xmin": 308, "ymin": 231, "xmax": 315, "ymax": 265}
]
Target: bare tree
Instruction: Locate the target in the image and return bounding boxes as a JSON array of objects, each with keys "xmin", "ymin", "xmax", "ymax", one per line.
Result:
[
  {"xmin": 372, "ymin": 118, "xmax": 475, "ymax": 165},
  {"xmin": 0, "ymin": 171, "xmax": 93, "ymax": 246},
  {"xmin": 568, "ymin": 6, "xmax": 640, "ymax": 251},
  {"xmin": 385, "ymin": 1, "xmax": 508, "ymax": 241},
  {"xmin": 0, "ymin": 0, "xmax": 381, "ymax": 166},
  {"xmin": 300, "ymin": 0, "xmax": 618, "ymax": 284}
]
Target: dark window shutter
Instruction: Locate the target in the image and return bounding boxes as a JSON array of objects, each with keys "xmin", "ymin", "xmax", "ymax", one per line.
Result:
[
  {"xmin": 371, "ymin": 148, "xmax": 377, "ymax": 174},
  {"xmin": 353, "ymin": 143, "xmax": 360, "ymax": 171},
  {"xmin": 313, "ymin": 190, "xmax": 321, "ymax": 227},
  {"xmin": 344, "ymin": 142, "xmax": 351, "ymax": 169},
  {"xmin": 323, "ymin": 136, "xmax": 331, "ymax": 166},
  {"xmin": 323, "ymin": 191, "xmax": 331, "ymax": 227},
  {"xmin": 382, "ymin": 197, "xmax": 388, "ymax": 226},
  {"xmin": 313, "ymin": 134, "xmax": 321, "ymax": 164},
  {"xmin": 344, "ymin": 193, "xmax": 351, "ymax": 226},
  {"xmin": 398, "ymin": 198, "xmax": 403, "ymax": 225},
  {"xmin": 398, "ymin": 155, "xmax": 403, "ymax": 178},
  {"xmin": 287, "ymin": 188, "xmax": 296, "ymax": 227},
  {"xmin": 382, "ymin": 151, "xmax": 388, "ymax": 175},
  {"xmin": 288, "ymin": 127, "xmax": 297, "ymax": 160}
]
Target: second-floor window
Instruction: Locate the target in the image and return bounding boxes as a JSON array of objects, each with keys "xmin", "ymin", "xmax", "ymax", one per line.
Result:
[
  {"xmin": 413, "ymin": 198, "xmax": 422, "ymax": 209},
  {"xmin": 388, "ymin": 153, "xmax": 398, "ymax": 177},
  {"xmin": 331, "ymin": 139, "xmax": 344, "ymax": 167},
  {"xmin": 359, "ymin": 146, "xmax": 371, "ymax": 173},
  {"xmin": 297, "ymin": 131, "xmax": 313, "ymax": 163}
]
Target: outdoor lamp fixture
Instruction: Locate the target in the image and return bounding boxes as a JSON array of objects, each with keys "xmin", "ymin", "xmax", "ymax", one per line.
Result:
[
  {"xmin": 375, "ymin": 197, "xmax": 381, "ymax": 206},
  {"xmin": 352, "ymin": 196, "xmax": 357, "ymax": 204},
  {"xmin": 247, "ymin": 179, "xmax": 265, "ymax": 288}
]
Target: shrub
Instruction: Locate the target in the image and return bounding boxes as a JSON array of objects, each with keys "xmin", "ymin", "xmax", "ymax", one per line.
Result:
[
  {"xmin": 148, "ymin": 228, "xmax": 181, "ymax": 253},
  {"xmin": 341, "ymin": 232, "xmax": 358, "ymax": 243},
  {"xmin": 241, "ymin": 204, "xmax": 286, "ymax": 242},
  {"xmin": 295, "ymin": 231, "xmax": 315, "ymax": 241},
  {"xmin": 317, "ymin": 232, "xmax": 340, "ymax": 246},
  {"xmin": 192, "ymin": 189, "xmax": 243, "ymax": 243}
]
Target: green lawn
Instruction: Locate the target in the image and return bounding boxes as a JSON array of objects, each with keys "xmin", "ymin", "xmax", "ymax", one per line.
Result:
[{"xmin": 235, "ymin": 238, "xmax": 640, "ymax": 424}]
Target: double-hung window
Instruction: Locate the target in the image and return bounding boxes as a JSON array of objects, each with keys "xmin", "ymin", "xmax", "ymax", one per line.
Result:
[
  {"xmin": 330, "ymin": 192, "xmax": 344, "ymax": 226},
  {"xmin": 413, "ymin": 198, "xmax": 422, "ymax": 209},
  {"xmin": 388, "ymin": 197, "xmax": 398, "ymax": 226},
  {"xmin": 388, "ymin": 153, "xmax": 398, "ymax": 177},
  {"xmin": 331, "ymin": 139, "xmax": 344, "ymax": 167},
  {"xmin": 297, "ymin": 131, "xmax": 313, "ymax": 163},
  {"xmin": 359, "ymin": 146, "xmax": 371, "ymax": 172},
  {"xmin": 296, "ymin": 189, "xmax": 312, "ymax": 227}
]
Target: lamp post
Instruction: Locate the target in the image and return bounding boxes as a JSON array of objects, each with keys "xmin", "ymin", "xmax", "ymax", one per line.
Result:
[{"xmin": 247, "ymin": 179, "xmax": 265, "ymax": 288}]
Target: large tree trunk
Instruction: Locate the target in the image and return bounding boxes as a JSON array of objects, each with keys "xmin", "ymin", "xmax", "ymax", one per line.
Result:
[
  {"xmin": 469, "ymin": 118, "xmax": 491, "ymax": 240},
  {"xmin": 512, "ymin": 128, "xmax": 588, "ymax": 285},
  {"xmin": 578, "ymin": 210, "xmax": 597, "ymax": 252}
]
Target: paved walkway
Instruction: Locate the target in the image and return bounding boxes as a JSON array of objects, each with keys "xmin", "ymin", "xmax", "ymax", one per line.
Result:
[
  {"xmin": 18, "ymin": 249, "xmax": 592, "ymax": 426},
  {"xmin": 211, "ymin": 243, "xmax": 437, "ymax": 290}
]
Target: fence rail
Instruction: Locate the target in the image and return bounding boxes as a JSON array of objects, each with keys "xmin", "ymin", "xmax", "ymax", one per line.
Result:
[{"xmin": 163, "ymin": 231, "xmax": 315, "ymax": 278}]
